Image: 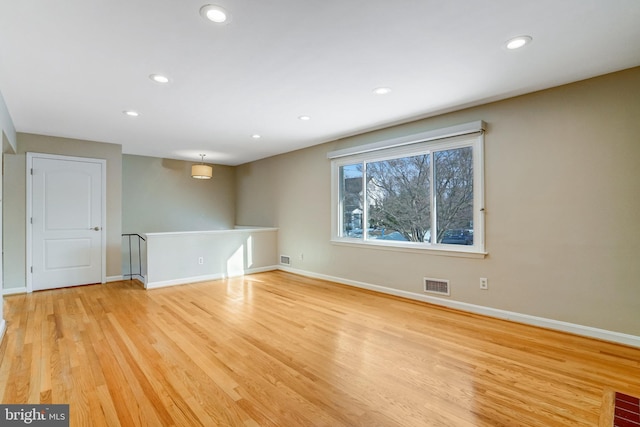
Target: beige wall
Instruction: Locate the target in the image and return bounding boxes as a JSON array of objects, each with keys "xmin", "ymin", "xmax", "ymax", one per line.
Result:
[
  {"xmin": 122, "ymin": 155, "xmax": 235, "ymax": 234},
  {"xmin": 236, "ymin": 67, "xmax": 640, "ymax": 336},
  {"xmin": 3, "ymin": 133, "xmax": 122, "ymax": 288}
]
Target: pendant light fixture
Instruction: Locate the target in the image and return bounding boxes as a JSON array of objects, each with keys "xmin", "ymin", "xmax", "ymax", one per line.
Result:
[{"xmin": 191, "ymin": 154, "xmax": 213, "ymax": 179}]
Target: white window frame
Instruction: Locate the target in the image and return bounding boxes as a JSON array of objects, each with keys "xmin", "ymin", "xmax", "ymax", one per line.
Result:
[{"xmin": 329, "ymin": 121, "xmax": 486, "ymax": 257}]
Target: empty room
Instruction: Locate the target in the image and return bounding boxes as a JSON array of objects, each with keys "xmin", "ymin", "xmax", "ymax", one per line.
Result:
[{"xmin": 0, "ymin": 1, "xmax": 639, "ymax": 426}]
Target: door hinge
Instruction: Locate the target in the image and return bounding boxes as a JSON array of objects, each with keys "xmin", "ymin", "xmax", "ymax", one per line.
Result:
[
  {"xmin": 30, "ymin": 217, "xmax": 33, "ymax": 224},
  {"xmin": 31, "ymin": 168, "xmax": 34, "ymax": 175},
  {"xmin": 30, "ymin": 266, "xmax": 33, "ymax": 273}
]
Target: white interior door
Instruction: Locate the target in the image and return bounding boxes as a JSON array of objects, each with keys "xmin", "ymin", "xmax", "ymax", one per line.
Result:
[{"xmin": 28, "ymin": 153, "xmax": 105, "ymax": 291}]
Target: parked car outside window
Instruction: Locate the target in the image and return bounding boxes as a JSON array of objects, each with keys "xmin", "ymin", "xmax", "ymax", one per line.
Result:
[{"xmin": 440, "ymin": 229, "xmax": 473, "ymax": 245}]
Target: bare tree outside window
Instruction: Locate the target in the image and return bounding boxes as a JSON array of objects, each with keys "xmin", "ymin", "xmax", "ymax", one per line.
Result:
[
  {"xmin": 435, "ymin": 147, "xmax": 474, "ymax": 243},
  {"xmin": 366, "ymin": 155, "xmax": 431, "ymax": 242}
]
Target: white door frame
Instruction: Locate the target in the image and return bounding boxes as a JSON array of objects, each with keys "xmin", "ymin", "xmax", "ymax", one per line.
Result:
[{"xmin": 26, "ymin": 152, "xmax": 107, "ymax": 293}]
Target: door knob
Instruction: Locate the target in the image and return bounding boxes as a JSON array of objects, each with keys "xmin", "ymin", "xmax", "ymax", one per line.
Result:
[{"xmin": 92, "ymin": 226, "xmax": 101, "ymax": 231}]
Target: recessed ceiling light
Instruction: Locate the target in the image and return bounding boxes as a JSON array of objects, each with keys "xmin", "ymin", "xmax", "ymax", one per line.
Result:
[
  {"xmin": 298, "ymin": 115, "xmax": 311, "ymax": 121},
  {"xmin": 149, "ymin": 74, "xmax": 170, "ymax": 84},
  {"xmin": 506, "ymin": 35, "xmax": 532, "ymax": 50},
  {"xmin": 123, "ymin": 110, "xmax": 139, "ymax": 117},
  {"xmin": 252, "ymin": 134, "xmax": 261, "ymax": 139},
  {"xmin": 373, "ymin": 87, "xmax": 392, "ymax": 95},
  {"xmin": 200, "ymin": 4, "xmax": 229, "ymax": 23}
]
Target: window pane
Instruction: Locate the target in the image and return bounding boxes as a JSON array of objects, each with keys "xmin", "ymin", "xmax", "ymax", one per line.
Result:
[
  {"xmin": 366, "ymin": 155, "xmax": 431, "ymax": 242},
  {"xmin": 340, "ymin": 164, "xmax": 363, "ymax": 238},
  {"xmin": 435, "ymin": 147, "xmax": 474, "ymax": 245}
]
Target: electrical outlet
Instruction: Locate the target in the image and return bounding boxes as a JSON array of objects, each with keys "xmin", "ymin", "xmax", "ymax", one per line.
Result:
[
  {"xmin": 480, "ymin": 277, "xmax": 488, "ymax": 290},
  {"xmin": 198, "ymin": 257, "xmax": 204, "ymax": 265},
  {"xmin": 298, "ymin": 253, "xmax": 304, "ymax": 261}
]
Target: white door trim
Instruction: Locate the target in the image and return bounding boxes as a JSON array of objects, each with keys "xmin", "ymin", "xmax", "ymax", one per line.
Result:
[{"xmin": 26, "ymin": 152, "xmax": 107, "ymax": 293}]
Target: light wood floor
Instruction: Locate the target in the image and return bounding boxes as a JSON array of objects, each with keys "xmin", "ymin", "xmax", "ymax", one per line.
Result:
[{"xmin": 0, "ymin": 271, "xmax": 638, "ymax": 426}]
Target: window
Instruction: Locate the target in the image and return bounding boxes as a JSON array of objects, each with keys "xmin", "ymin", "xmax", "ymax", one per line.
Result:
[{"xmin": 330, "ymin": 122, "xmax": 485, "ymax": 254}]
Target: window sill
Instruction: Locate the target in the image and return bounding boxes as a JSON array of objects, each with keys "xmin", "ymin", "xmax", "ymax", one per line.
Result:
[{"xmin": 330, "ymin": 238, "xmax": 487, "ymax": 259}]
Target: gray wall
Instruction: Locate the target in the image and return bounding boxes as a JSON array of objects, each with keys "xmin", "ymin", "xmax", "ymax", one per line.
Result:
[
  {"xmin": 236, "ymin": 67, "xmax": 640, "ymax": 336},
  {"xmin": 3, "ymin": 133, "xmax": 122, "ymax": 288},
  {"xmin": 122, "ymin": 155, "xmax": 235, "ymax": 234}
]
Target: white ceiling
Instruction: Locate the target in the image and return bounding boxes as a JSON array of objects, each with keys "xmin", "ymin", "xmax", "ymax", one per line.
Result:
[{"xmin": 1, "ymin": 1, "xmax": 639, "ymax": 166}]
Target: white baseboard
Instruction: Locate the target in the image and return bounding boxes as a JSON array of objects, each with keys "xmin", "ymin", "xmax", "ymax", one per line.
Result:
[
  {"xmin": 278, "ymin": 266, "xmax": 640, "ymax": 348},
  {"xmin": 3, "ymin": 278, "xmax": 133, "ymax": 292},
  {"xmin": 146, "ymin": 266, "xmax": 278, "ymax": 290},
  {"xmin": 3, "ymin": 286, "xmax": 27, "ymax": 295},
  {"xmin": 119, "ymin": 274, "xmax": 146, "ymax": 284},
  {"xmin": 3, "ymin": 277, "xmax": 125, "ymax": 293}
]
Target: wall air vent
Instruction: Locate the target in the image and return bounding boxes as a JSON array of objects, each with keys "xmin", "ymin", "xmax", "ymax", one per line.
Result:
[
  {"xmin": 280, "ymin": 255, "xmax": 291, "ymax": 266},
  {"xmin": 424, "ymin": 277, "xmax": 450, "ymax": 296}
]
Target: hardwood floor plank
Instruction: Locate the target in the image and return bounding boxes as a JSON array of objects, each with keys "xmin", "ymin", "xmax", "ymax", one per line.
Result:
[{"xmin": 1, "ymin": 271, "xmax": 639, "ymax": 426}]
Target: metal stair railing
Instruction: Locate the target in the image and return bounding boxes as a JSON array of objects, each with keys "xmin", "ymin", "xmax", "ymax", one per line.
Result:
[{"xmin": 122, "ymin": 233, "xmax": 146, "ymax": 283}]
